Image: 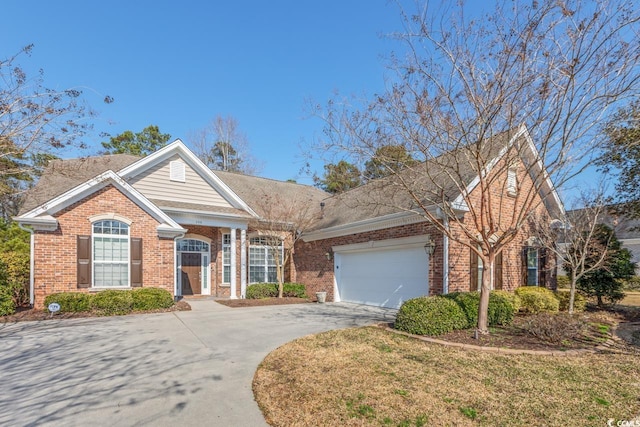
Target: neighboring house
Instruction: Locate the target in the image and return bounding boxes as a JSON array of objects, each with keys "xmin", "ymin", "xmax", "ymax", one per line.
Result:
[{"xmin": 16, "ymin": 126, "xmax": 563, "ymax": 309}]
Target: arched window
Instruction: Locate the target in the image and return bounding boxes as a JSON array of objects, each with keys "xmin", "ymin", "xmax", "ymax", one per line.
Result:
[
  {"xmin": 177, "ymin": 239, "xmax": 209, "ymax": 253},
  {"xmin": 93, "ymin": 220, "xmax": 130, "ymax": 287}
]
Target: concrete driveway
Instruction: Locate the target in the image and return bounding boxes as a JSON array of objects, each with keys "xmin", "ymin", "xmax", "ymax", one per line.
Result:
[{"xmin": 0, "ymin": 301, "xmax": 396, "ymax": 427}]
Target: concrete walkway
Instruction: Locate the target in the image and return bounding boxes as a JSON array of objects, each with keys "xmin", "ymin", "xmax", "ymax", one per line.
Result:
[{"xmin": 0, "ymin": 301, "xmax": 395, "ymax": 427}]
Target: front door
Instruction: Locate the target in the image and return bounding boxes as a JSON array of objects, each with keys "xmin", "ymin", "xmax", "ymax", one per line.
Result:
[{"xmin": 181, "ymin": 253, "xmax": 202, "ymax": 295}]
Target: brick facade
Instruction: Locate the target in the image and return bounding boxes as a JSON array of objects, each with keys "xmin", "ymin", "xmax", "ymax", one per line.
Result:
[
  {"xmin": 28, "ymin": 144, "xmax": 558, "ymax": 307},
  {"xmin": 294, "ymin": 154, "xmax": 558, "ymax": 302},
  {"xmin": 32, "ymin": 185, "xmax": 174, "ymax": 308}
]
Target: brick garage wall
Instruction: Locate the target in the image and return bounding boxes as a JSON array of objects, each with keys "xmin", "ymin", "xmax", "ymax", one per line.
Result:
[
  {"xmin": 447, "ymin": 154, "xmax": 557, "ymax": 292},
  {"xmin": 295, "ymin": 221, "xmax": 444, "ymax": 302},
  {"xmin": 32, "ymin": 185, "xmax": 174, "ymax": 308}
]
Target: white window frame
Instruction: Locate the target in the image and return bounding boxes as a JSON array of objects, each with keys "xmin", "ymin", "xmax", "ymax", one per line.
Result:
[
  {"xmin": 92, "ymin": 219, "xmax": 130, "ymax": 288},
  {"xmin": 526, "ymin": 247, "xmax": 539, "ymax": 286},
  {"xmin": 249, "ymin": 237, "xmax": 283, "ymax": 284}
]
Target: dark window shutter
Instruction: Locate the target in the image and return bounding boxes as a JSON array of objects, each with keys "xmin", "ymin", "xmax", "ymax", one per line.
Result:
[
  {"xmin": 77, "ymin": 235, "xmax": 91, "ymax": 288},
  {"xmin": 494, "ymin": 251, "xmax": 503, "ymax": 290},
  {"xmin": 539, "ymin": 248, "xmax": 547, "ymax": 289},
  {"xmin": 131, "ymin": 238, "xmax": 143, "ymax": 287},
  {"xmin": 470, "ymin": 249, "xmax": 478, "ymax": 292}
]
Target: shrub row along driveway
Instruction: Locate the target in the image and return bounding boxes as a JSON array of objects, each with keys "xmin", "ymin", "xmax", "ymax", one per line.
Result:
[{"xmin": 0, "ymin": 301, "xmax": 396, "ymax": 427}]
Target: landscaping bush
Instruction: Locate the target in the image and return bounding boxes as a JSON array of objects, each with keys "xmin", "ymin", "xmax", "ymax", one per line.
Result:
[
  {"xmin": 44, "ymin": 292, "xmax": 93, "ymax": 313},
  {"xmin": 246, "ymin": 283, "xmax": 308, "ymax": 299},
  {"xmin": 492, "ymin": 290, "xmax": 521, "ymax": 313},
  {"xmin": 395, "ymin": 296, "xmax": 468, "ymax": 336},
  {"xmin": 554, "ymin": 290, "xmax": 587, "ymax": 313},
  {"xmin": 444, "ymin": 291, "xmax": 516, "ymax": 327},
  {"xmin": 283, "ymin": 283, "xmax": 307, "ymax": 298},
  {"xmin": 519, "ymin": 312, "xmax": 587, "ymax": 344},
  {"xmin": 246, "ymin": 283, "xmax": 277, "ymax": 299},
  {"xmin": 515, "ymin": 286, "xmax": 560, "ymax": 314},
  {"xmin": 0, "ymin": 251, "xmax": 30, "ymax": 307},
  {"xmin": 131, "ymin": 288, "xmax": 174, "ymax": 311},
  {"xmin": 0, "ymin": 286, "xmax": 16, "ymax": 316},
  {"xmin": 556, "ymin": 275, "xmax": 570, "ymax": 289},
  {"xmin": 489, "ymin": 292, "xmax": 516, "ymax": 326},
  {"xmin": 91, "ymin": 290, "xmax": 133, "ymax": 315}
]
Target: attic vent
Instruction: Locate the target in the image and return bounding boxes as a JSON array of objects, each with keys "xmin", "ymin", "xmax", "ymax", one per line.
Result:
[
  {"xmin": 507, "ymin": 168, "xmax": 517, "ymax": 196},
  {"xmin": 170, "ymin": 160, "xmax": 186, "ymax": 182}
]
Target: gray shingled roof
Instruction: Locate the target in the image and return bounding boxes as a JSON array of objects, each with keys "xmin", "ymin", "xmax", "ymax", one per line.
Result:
[
  {"xmin": 19, "ymin": 154, "xmax": 141, "ymax": 214},
  {"xmin": 213, "ymin": 170, "xmax": 329, "ymax": 218},
  {"xmin": 19, "ymin": 129, "xmax": 528, "ymax": 232},
  {"xmin": 309, "ymin": 130, "xmax": 515, "ymax": 231},
  {"xmin": 19, "ymin": 154, "xmax": 329, "ymax": 220}
]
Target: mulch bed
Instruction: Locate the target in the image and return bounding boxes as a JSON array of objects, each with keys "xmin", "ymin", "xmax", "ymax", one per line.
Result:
[
  {"xmin": 215, "ymin": 297, "xmax": 312, "ymax": 308},
  {"xmin": 432, "ymin": 311, "xmax": 619, "ymax": 351},
  {"xmin": 0, "ymin": 300, "xmax": 192, "ymax": 323}
]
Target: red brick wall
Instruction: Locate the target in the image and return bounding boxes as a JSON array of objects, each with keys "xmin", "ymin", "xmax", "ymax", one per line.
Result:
[
  {"xmin": 294, "ymin": 221, "xmax": 443, "ymax": 302},
  {"xmin": 295, "ymin": 155, "xmax": 557, "ymax": 301},
  {"xmin": 32, "ymin": 185, "xmax": 174, "ymax": 308}
]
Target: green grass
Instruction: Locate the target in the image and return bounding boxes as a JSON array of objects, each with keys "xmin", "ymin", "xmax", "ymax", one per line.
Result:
[{"xmin": 254, "ymin": 327, "xmax": 640, "ymax": 426}]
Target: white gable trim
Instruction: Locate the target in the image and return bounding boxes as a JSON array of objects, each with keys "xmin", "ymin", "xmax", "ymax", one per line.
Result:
[
  {"xmin": 17, "ymin": 170, "xmax": 186, "ymax": 237},
  {"xmin": 451, "ymin": 124, "xmax": 564, "ymax": 219},
  {"xmin": 118, "ymin": 139, "xmax": 258, "ymax": 217}
]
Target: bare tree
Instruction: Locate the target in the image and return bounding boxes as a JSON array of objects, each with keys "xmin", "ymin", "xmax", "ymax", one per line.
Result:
[
  {"xmin": 310, "ymin": 0, "xmax": 640, "ymax": 333},
  {"xmin": 531, "ymin": 191, "xmax": 611, "ymax": 314},
  {"xmin": 251, "ymin": 192, "xmax": 320, "ymax": 298},
  {"xmin": 188, "ymin": 115, "xmax": 262, "ymax": 174},
  {"xmin": 1, "ymin": 45, "xmax": 111, "ymax": 213}
]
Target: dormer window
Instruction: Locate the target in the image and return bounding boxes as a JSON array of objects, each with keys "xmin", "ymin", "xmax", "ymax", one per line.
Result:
[{"xmin": 170, "ymin": 160, "xmax": 186, "ymax": 182}]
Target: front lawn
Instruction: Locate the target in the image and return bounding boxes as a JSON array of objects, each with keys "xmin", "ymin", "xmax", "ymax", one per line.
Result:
[{"xmin": 254, "ymin": 327, "xmax": 640, "ymax": 426}]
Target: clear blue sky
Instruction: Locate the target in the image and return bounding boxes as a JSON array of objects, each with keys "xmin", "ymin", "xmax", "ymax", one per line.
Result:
[{"xmin": 1, "ymin": 0, "xmax": 408, "ymax": 184}]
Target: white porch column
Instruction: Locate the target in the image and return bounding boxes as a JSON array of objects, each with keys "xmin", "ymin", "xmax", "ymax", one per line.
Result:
[
  {"xmin": 230, "ymin": 228, "xmax": 237, "ymax": 299},
  {"xmin": 240, "ymin": 229, "xmax": 247, "ymax": 298}
]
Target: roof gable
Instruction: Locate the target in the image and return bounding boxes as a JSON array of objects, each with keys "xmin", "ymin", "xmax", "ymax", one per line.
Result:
[
  {"xmin": 16, "ymin": 170, "xmax": 186, "ymax": 236},
  {"xmin": 118, "ymin": 139, "xmax": 258, "ymax": 217},
  {"xmin": 307, "ymin": 125, "xmax": 565, "ymax": 238}
]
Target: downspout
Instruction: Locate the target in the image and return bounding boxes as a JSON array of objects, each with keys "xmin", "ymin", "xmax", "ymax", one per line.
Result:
[
  {"xmin": 442, "ymin": 216, "xmax": 450, "ymax": 295},
  {"xmin": 18, "ymin": 223, "xmax": 35, "ymax": 307}
]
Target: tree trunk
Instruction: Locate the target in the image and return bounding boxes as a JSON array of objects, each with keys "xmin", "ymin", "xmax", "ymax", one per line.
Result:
[
  {"xmin": 477, "ymin": 257, "xmax": 493, "ymax": 335},
  {"xmin": 569, "ymin": 277, "xmax": 577, "ymax": 315}
]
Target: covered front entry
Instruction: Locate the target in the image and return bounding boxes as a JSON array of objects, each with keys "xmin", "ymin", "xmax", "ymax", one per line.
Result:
[
  {"xmin": 334, "ymin": 237, "xmax": 430, "ymax": 309},
  {"xmin": 177, "ymin": 238, "xmax": 211, "ymax": 296}
]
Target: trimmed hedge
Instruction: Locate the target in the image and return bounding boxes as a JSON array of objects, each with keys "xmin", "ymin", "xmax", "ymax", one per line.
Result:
[
  {"xmin": 44, "ymin": 292, "xmax": 92, "ymax": 313},
  {"xmin": 246, "ymin": 283, "xmax": 307, "ymax": 299},
  {"xmin": 131, "ymin": 288, "xmax": 174, "ymax": 311},
  {"xmin": 395, "ymin": 296, "xmax": 468, "ymax": 336},
  {"xmin": 554, "ymin": 290, "xmax": 587, "ymax": 313},
  {"xmin": 492, "ymin": 290, "xmax": 521, "ymax": 313},
  {"xmin": 91, "ymin": 290, "xmax": 133, "ymax": 315},
  {"xmin": 515, "ymin": 286, "xmax": 560, "ymax": 314},
  {"xmin": 43, "ymin": 288, "xmax": 175, "ymax": 315},
  {"xmin": 443, "ymin": 291, "xmax": 516, "ymax": 327}
]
